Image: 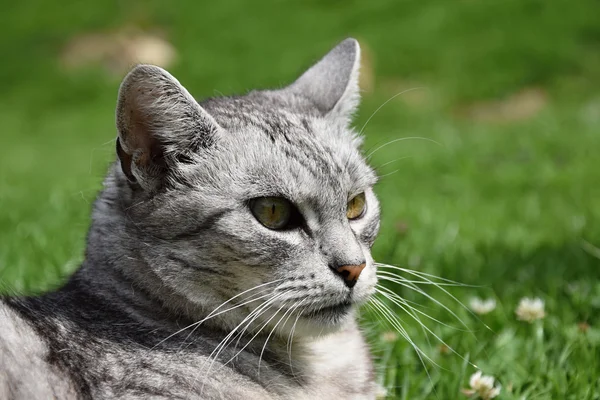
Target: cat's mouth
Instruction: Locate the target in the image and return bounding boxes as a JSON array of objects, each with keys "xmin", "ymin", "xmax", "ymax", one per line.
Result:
[{"xmin": 301, "ymin": 301, "xmax": 353, "ymax": 320}]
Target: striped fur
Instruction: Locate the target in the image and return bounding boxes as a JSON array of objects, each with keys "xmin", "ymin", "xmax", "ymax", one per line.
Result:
[{"xmin": 1, "ymin": 38, "xmax": 380, "ymax": 399}]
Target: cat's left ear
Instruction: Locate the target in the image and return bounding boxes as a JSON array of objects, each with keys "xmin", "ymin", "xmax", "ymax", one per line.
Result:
[
  {"xmin": 115, "ymin": 65, "xmax": 221, "ymax": 192},
  {"xmin": 286, "ymin": 38, "xmax": 361, "ymax": 124}
]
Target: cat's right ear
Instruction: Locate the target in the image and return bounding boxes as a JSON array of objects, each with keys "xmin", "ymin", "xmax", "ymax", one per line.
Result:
[
  {"xmin": 285, "ymin": 38, "xmax": 361, "ymax": 125},
  {"xmin": 115, "ymin": 65, "xmax": 220, "ymax": 192}
]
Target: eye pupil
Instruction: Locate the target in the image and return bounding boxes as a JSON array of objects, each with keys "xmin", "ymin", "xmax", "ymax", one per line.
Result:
[{"xmin": 250, "ymin": 197, "xmax": 296, "ymax": 230}]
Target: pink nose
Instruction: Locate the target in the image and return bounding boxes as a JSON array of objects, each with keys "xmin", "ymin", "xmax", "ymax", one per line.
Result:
[{"xmin": 335, "ymin": 263, "xmax": 366, "ymax": 288}]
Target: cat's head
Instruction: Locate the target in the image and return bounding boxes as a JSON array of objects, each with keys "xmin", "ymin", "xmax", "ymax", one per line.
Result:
[{"xmin": 108, "ymin": 38, "xmax": 380, "ymax": 336}]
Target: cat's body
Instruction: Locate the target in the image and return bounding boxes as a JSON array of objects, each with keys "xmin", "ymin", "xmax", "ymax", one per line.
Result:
[
  {"xmin": 1, "ymin": 39, "xmax": 380, "ymax": 399},
  {"xmin": 2, "ymin": 287, "xmax": 373, "ymax": 399}
]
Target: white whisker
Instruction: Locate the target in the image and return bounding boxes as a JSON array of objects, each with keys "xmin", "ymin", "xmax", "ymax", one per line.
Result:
[
  {"xmin": 198, "ymin": 291, "xmax": 288, "ymax": 393},
  {"xmin": 222, "ymin": 295, "xmax": 290, "ymax": 370},
  {"xmin": 375, "ymin": 156, "xmax": 413, "ymax": 170},
  {"xmin": 376, "ymin": 263, "xmax": 478, "ymax": 286},
  {"xmin": 377, "ymin": 169, "xmax": 401, "ymax": 179},
  {"xmin": 376, "ymin": 285, "xmax": 469, "ymax": 332},
  {"xmin": 153, "ymin": 279, "xmax": 285, "ymax": 349},
  {"xmin": 370, "ymin": 297, "xmax": 438, "ymax": 368},
  {"xmin": 359, "ymin": 87, "xmax": 426, "ymax": 135},
  {"xmin": 287, "ymin": 300, "xmax": 307, "ymax": 375},
  {"xmin": 377, "ymin": 265, "xmax": 492, "ymax": 332},
  {"xmin": 257, "ymin": 300, "xmax": 302, "ymax": 376},
  {"xmin": 369, "ymin": 297, "xmax": 441, "ymax": 399},
  {"xmin": 377, "ymin": 272, "xmax": 471, "ymax": 332},
  {"xmin": 366, "ymin": 137, "xmax": 442, "ymax": 160},
  {"xmin": 178, "ymin": 289, "xmax": 275, "ymax": 352},
  {"xmin": 375, "ymin": 287, "xmax": 476, "ymax": 368}
]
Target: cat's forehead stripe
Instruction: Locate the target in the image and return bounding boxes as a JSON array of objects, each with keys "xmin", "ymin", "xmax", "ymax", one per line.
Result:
[{"xmin": 201, "ymin": 94, "xmax": 370, "ymax": 190}]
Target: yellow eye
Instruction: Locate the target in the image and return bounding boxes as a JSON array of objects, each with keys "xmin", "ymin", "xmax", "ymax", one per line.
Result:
[
  {"xmin": 250, "ymin": 197, "xmax": 293, "ymax": 230},
  {"xmin": 347, "ymin": 192, "xmax": 367, "ymax": 220}
]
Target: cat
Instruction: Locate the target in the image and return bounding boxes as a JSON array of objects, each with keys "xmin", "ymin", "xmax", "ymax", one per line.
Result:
[{"xmin": 0, "ymin": 38, "xmax": 382, "ymax": 399}]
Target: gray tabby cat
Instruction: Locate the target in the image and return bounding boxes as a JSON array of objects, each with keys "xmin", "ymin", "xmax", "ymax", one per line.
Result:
[{"xmin": 0, "ymin": 38, "xmax": 382, "ymax": 399}]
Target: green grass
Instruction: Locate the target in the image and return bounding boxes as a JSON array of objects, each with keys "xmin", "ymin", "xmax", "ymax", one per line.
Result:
[{"xmin": 1, "ymin": 0, "xmax": 599, "ymax": 398}]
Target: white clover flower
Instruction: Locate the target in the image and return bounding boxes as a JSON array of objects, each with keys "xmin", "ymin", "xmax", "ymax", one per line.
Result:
[
  {"xmin": 515, "ymin": 297, "xmax": 546, "ymax": 322},
  {"xmin": 462, "ymin": 371, "xmax": 501, "ymax": 399},
  {"xmin": 469, "ymin": 297, "xmax": 497, "ymax": 315}
]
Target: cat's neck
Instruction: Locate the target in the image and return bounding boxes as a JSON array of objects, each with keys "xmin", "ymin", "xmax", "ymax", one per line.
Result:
[{"xmin": 75, "ymin": 235, "xmax": 202, "ymax": 329}]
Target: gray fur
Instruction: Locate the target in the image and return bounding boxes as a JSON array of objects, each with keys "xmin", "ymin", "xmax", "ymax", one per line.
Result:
[{"xmin": 0, "ymin": 38, "xmax": 381, "ymax": 399}]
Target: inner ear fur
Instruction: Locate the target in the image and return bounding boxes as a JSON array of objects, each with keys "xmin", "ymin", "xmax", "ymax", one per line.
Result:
[{"xmin": 115, "ymin": 64, "xmax": 220, "ymax": 192}]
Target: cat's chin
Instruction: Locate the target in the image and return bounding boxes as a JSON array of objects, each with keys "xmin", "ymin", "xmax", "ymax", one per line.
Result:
[{"xmin": 286, "ymin": 304, "xmax": 356, "ymax": 338}]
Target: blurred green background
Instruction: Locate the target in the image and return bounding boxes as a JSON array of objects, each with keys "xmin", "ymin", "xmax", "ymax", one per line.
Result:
[{"xmin": 1, "ymin": 0, "xmax": 599, "ymax": 398}]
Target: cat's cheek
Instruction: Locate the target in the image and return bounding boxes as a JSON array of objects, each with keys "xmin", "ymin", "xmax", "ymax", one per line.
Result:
[
  {"xmin": 350, "ymin": 250, "xmax": 377, "ymax": 304},
  {"xmin": 359, "ymin": 266, "xmax": 378, "ymax": 299},
  {"xmin": 350, "ymin": 202, "xmax": 380, "ymax": 248}
]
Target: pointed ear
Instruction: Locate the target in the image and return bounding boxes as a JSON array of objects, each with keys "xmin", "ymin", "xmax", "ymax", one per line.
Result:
[
  {"xmin": 116, "ymin": 65, "xmax": 220, "ymax": 192},
  {"xmin": 287, "ymin": 38, "xmax": 361, "ymax": 122}
]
